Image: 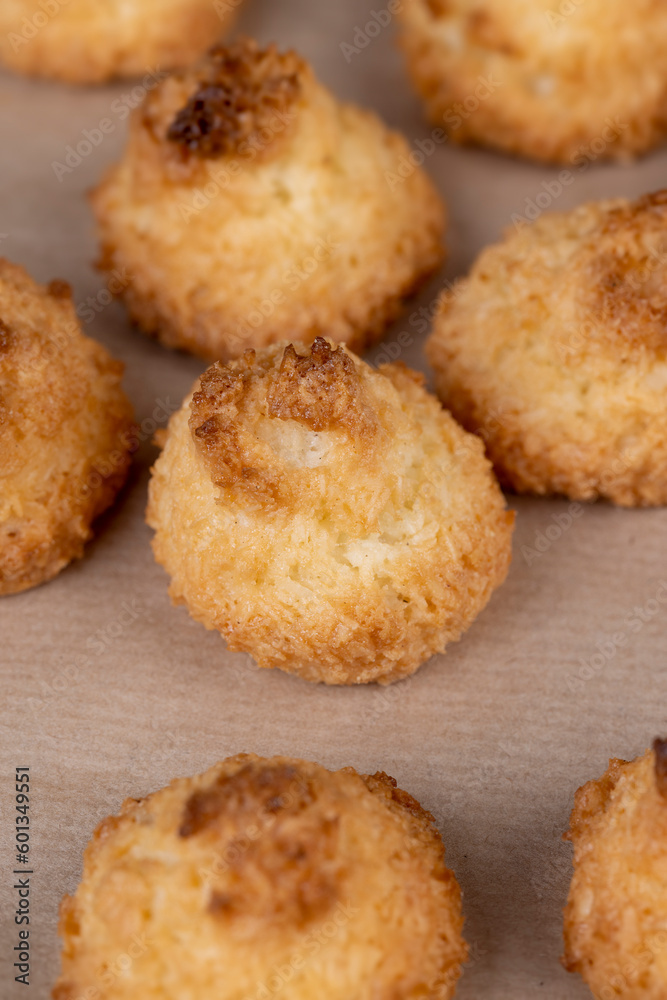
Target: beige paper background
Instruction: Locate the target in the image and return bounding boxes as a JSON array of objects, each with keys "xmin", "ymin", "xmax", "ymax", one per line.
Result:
[{"xmin": 1, "ymin": 1, "xmax": 667, "ymax": 997}]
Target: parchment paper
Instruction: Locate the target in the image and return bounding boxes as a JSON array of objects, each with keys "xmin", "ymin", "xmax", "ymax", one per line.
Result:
[{"xmin": 1, "ymin": 2, "xmax": 667, "ymax": 997}]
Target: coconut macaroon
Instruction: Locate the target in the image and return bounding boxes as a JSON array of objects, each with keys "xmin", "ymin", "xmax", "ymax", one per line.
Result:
[
  {"xmin": 427, "ymin": 190, "xmax": 667, "ymax": 506},
  {"xmin": 563, "ymin": 741, "xmax": 667, "ymax": 998},
  {"xmin": 91, "ymin": 39, "xmax": 445, "ymax": 362},
  {"xmin": 0, "ymin": 260, "xmax": 134, "ymax": 595},
  {"xmin": 0, "ymin": 0, "xmax": 239, "ymax": 84},
  {"xmin": 53, "ymin": 754, "xmax": 468, "ymax": 1000},
  {"xmin": 397, "ymin": 0, "xmax": 667, "ymax": 163},
  {"xmin": 147, "ymin": 338, "xmax": 513, "ymax": 684}
]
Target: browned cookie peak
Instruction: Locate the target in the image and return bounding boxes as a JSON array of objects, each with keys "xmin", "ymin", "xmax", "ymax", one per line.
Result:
[
  {"xmin": 179, "ymin": 760, "xmax": 311, "ymax": 837},
  {"xmin": 0, "ymin": 317, "xmax": 13, "ymax": 352},
  {"xmin": 266, "ymin": 338, "xmax": 374, "ymax": 434},
  {"xmin": 189, "ymin": 340, "xmax": 376, "ymax": 506},
  {"xmin": 654, "ymin": 738, "xmax": 667, "ymax": 799},
  {"xmin": 167, "ymin": 40, "xmax": 304, "ymax": 158},
  {"xmin": 180, "ymin": 760, "xmax": 338, "ymax": 927}
]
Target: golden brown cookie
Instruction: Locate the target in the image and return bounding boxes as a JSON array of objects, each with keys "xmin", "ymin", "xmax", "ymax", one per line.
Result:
[
  {"xmin": 427, "ymin": 190, "xmax": 667, "ymax": 505},
  {"xmin": 91, "ymin": 39, "xmax": 445, "ymax": 362},
  {"xmin": 563, "ymin": 741, "xmax": 667, "ymax": 999},
  {"xmin": 0, "ymin": 0, "xmax": 239, "ymax": 84},
  {"xmin": 146, "ymin": 338, "xmax": 513, "ymax": 684},
  {"xmin": 0, "ymin": 259, "xmax": 135, "ymax": 594},
  {"xmin": 53, "ymin": 754, "xmax": 467, "ymax": 1000},
  {"xmin": 397, "ymin": 0, "xmax": 667, "ymax": 163}
]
